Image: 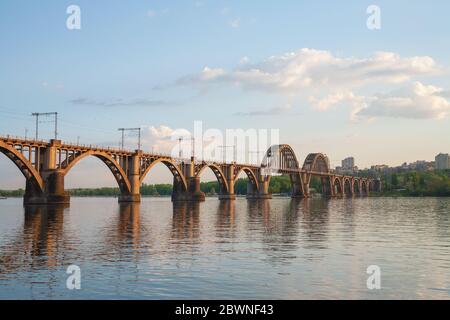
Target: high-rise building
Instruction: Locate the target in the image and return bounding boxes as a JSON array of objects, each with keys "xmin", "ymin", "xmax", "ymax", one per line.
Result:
[
  {"xmin": 342, "ymin": 157, "xmax": 355, "ymax": 170},
  {"xmin": 435, "ymin": 153, "xmax": 450, "ymax": 170}
]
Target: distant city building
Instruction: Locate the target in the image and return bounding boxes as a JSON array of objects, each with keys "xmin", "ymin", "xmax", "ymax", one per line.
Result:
[
  {"xmin": 371, "ymin": 164, "xmax": 389, "ymax": 172},
  {"xmin": 336, "ymin": 157, "xmax": 358, "ymax": 174},
  {"xmin": 369, "ymin": 160, "xmax": 435, "ymax": 174},
  {"xmin": 435, "ymin": 153, "xmax": 450, "ymax": 170},
  {"xmin": 409, "ymin": 160, "xmax": 434, "ymax": 171},
  {"xmin": 342, "ymin": 157, "xmax": 355, "ymax": 170}
]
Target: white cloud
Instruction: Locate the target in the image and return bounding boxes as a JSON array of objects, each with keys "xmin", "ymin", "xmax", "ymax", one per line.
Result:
[
  {"xmin": 179, "ymin": 48, "xmax": 440, "ymax": 93},
  {"xmin": 70, "ymin": 97, "xmax": 171, "ymax": 107},
  {"xmin": 309, "ymin": 91, "xmax": 364, "ymax": 111},
  {"xmin": 178, "ymin": 48, "xmax": 447, "ymax": 120},
  {"xmin": 234, "ymin": 104, "xmax": 293, "ymax": 116},
  {"xmin": 356, "ymin": 82, "xmax": 450, "ymax": 120},
  {"xmin": 137, "ymin": 125, "xmax": 191, "ymax": 154}
]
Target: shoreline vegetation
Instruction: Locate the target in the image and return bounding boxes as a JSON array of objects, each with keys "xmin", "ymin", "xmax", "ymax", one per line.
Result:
[{"xmin": 1, "ymin": 170, "xmax": 450, "ymax": 198}]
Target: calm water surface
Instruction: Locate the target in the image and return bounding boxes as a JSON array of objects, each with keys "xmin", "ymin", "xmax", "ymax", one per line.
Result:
[{"xmin": 0, "ymin": 197, "xmax": 449, "ymax": 299}]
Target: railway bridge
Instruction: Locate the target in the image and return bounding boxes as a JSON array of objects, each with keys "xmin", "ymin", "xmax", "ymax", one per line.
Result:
[{"xmin": 0, "ymin": 136, "xmax": 381, "ymax": 205}]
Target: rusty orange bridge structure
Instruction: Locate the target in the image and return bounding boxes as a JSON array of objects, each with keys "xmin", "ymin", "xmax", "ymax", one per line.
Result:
[{"xmin": 0, "ymin": 136, "xmax": 381, "ymax": 205}]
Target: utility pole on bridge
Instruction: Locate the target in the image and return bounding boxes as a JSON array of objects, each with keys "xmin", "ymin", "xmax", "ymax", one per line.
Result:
[
  {"xmin": 31, "ymin": 112, "xmax": 58, "ymax": 140},
  {"xmin": 118, "ymin": 127, "xmax": 141, "ymax": 150},
  {"xmin": 178, "ymin": 137, "xmax": 196, "ymax": 160},
  {"xmin": 218, "ymin": 145, "xmax": 236, "ymax": 163}
]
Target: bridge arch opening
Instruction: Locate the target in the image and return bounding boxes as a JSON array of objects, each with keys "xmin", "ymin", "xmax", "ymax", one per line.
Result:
[
  {"xmin": 368, "ymin": 181, "xmax": 374, "ymax": 193},
  {"xmin": 195, "ymin": 164, "xmax": 228, "ymax": 197},
  {"xmin": 234, "ymin": 167, "xmax": 259, "ymax": 196},
  {"xmin": 0, "ymin": 142, "xmax": 44, "ymax": 195},
  {"xmin": 64, "ymin": 154, "xmax": 130, "ymax": 196},
  {"xmin": 0, "ymin": 152, "xmax": 26, "ymax": 191},
  {"xmin": 361, "ymin": 181, "xmax": 368, "ymax": 194},
  {"xmin": 140, "ymin": 159, "xmax": 187, "ymax": 196},
  {"xmin": 305, "ymin": 175, "xmax": 333, "ymax": 197},
  {"xmin": 333, "ymin": 177, "xmax": 343, "ymax": 197},
  {"xmin": 344, "ymin": 178, "xmax": 352, "ymax": 196}
]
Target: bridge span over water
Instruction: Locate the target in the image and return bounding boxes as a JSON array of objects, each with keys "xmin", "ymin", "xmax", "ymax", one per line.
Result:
[{"xmin": 0, "ymin": 136, "xmax": 380, "ymax": 205}]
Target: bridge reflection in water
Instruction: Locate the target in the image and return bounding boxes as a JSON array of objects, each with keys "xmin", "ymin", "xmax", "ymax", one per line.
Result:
[
  {"xmin": 0, "ymin": 198, "xmax": 336, "ymax": 276},
  {"xmin": 1, "ymin": 197, "xmax": 449, "ymax": 299}
]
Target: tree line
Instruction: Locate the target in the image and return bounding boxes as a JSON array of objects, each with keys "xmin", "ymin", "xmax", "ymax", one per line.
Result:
[{"xmin": 1, "ymin": 170, "xmax": 449, "ymax": 197}]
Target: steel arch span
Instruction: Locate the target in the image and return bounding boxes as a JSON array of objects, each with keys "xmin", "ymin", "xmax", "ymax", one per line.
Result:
[{"xmin": 260, "ymin": 144, "xmax": 306, "ymax": 197}]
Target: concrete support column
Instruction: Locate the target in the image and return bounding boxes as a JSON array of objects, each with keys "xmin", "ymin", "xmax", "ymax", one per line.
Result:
[
  {"xmin": 188, "ymin": 176, "xmax": 206, "ymax": 201},
  {"xmin": 172, "ymin": 158, "xmax": 205, "ymax": 202},
  {"xmin": 357, "ymin": 181, "xmax": 363, "ymax": 196},
  {"xmin": 346, "ymin": 179, "xmax": 354, "ymax": 197},
  {"xmin": 374, "ymin": 179, "xmax": 382, "ymax": 192},
  {"xmin": 171, "ymin": 176, "xmax": 186, "ymax": 201},
  {"xmin": 246, "ymin": 172, "xmax": 272, "ymax": 199},
  {"xmin": 290, "ymin": 173, "xmax": 306, "ymax": 198},
  {"xmin": 43, "ymin": 169, "xmax": 70, "ymax": 204},
  {"xmin": 219, "ymin": 164, "xmax": 236, "ymax": 200},
  {"xmin": 119, "ymin": 151, "xmax": 141, "ymax": 203},
  {"xmin": 24, "ymin": 140, "xmax": 70, "ymax": 205},
  {"xmin": 322, "ymin": 176, "xmax": 333, "ymax": 197},
  {"xmin": 301, "ymin": 173, "xmax": 311, "ymax": 198}
]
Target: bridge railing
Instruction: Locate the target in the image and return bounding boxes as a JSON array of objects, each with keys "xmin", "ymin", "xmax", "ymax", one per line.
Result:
[{"xmin": 0, "ymin": 134, "xmax": 48, "ymax": 145}]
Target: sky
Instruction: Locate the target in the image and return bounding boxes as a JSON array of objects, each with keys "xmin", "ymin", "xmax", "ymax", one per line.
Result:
[{"xmin": 1, "ymin": 0, "xmax": 450, "ymax": 188}]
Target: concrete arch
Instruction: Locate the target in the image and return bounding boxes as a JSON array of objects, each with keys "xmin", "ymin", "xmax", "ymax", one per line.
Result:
[
  {"xmin": 139, "ymin": 158, "xmax": 188, "ymax": 192},
  {"xmin": 333, "ymin": 177, "xmax": 343, "ymax": 196},
  {"xmin": 0, "ymin": 141, "xmax": 44, "ymax": 192},
  {"xmin": 195, "ymin": 164, "xmax": 229, "ymax": 193},
  {"xmin": 344, "ymin": 178, "xmax": 352, "ymax": 195},
  {"xmin": 234, "ymin": 166, "xmax": 259, "ymax": 192},
  {"xmin": 61, "ymin": 150, "xmax": 131, "ymax": 194},
  {"xmin": 361, "ymin": 180, "xmax": 368, "ymax": 194},
  {"xmin": 353, "ymin": 179, "xmax": 361, "ymax": 194}
]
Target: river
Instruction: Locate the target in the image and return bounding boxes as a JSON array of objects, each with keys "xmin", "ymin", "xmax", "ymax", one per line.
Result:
[{"xmin": 0, "ymin": 197, "xmax": 449, "ymax": 299}]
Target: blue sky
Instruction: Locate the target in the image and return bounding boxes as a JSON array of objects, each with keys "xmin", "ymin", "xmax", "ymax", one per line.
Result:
[{"xmin": 1, "ymin": 1, "xmax": 450, "ymax": 188}]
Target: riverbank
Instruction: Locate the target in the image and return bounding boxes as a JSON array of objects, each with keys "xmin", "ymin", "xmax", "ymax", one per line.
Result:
[{"xmin": 2, "ymin": 170, "xmax": 449, "ymax": 198}]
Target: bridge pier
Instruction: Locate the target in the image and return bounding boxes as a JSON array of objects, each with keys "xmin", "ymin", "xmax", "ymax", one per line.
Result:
[
  {"xmin": 24, "ymin": 169, "xmax": 70, "ymax": 205},
  {"xmin": 218, "ymin": 164, "xmax": 236, "ymax": 200},
  {"xmin": 119, "ymin": 152, "xmax": 141, "ymax": 203},
  {"xmin": 374, "ymin": 179, "xmax": 382, "ymax": 192},
  {"xmin": 246, "ymin": 175, "xmax": 272, "ymax": 200},
  {"xmin": 290, "ymin": 173, "xmax": 307, "ymax": 198},
  {"xmin": 172, "ymin": 160, "xmax": 206, "ymax": 202},
  {"xmin": 322, "ymin": 177, "xmax": 334, "ymax": 197},
  {"xmin": 24, "ymin": 140, "xmax": 70, "ymax": 205}
]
